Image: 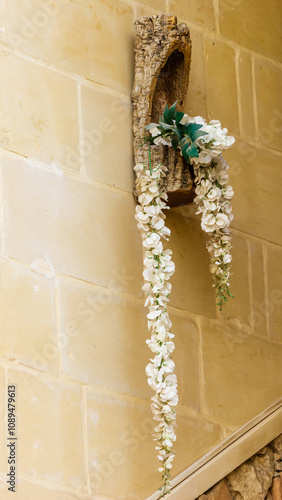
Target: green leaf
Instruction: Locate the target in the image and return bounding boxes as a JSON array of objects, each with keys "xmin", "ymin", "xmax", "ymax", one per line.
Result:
[
  {"xmin": 174, "ymin": 128, "xmax": 182, "ymax": 140},
  {"xmin": 182, "ymin": 142, "xmax": 199, "ymax": 158},
  {"xmin": 162, "ymin": 101, "xmax": 178, "ymax": 124},
  {"xmin": 167, "ymin": 101, "xmax": 178, "ymax": 122},
  {"xmin": 159, "ymin": 123, "xmax": 174, "ymax": 131},
  {"xmin": 190, "ymin": 130, "xmax": 208, "ymax": 142},
  {"xmin": 176, "ymin": 122, "xmax": 188, "ymax": 135},
  {"xmin": 184, "ymin": 123, "xmax": 208, "ymax": 142},
  {"xmin": 182, "ymin": 148, "xmax": 190, "ymax": 161},
  {"xmin": 185, "ymin": 123, "xmax": 203, "ymax": 133},
  {"xmin": 145, "ymin": 123, "xmax": 159, "ymax": 130},
  {"xmin": 171, "ymin": 137, "xmax": 179, "ymax": 150},
  {"xmin": 163, "ymin": 104, "xmax": 170, "ymax": 124},
  {"xmin": 179, "ymin": 137, "xmax": 189, "ymax": 148},
  {"xmin": 175, "ymin": 111, "xmax": 184, "ymax": 124}
]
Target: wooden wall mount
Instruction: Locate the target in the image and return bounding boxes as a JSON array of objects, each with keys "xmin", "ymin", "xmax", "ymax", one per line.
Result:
[{"xmin": 132, "ymin": 14, "xmax": 194, "ymax": 207}]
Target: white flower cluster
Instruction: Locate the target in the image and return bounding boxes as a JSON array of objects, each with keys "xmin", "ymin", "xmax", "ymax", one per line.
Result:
[
  {"xmin": 183, "ymin": 116, "xmax": 235, "ymax": 307},
  {"xmin": 134, "ymin": 161, "xmax": 177, "ymax": 495},
  {"xmin": 149, "ymin": 115, "xmax": 235, "ymax": 308},
  {"xmin": 150, "ymin": 126, "xmax": 172, "ymax": 147}
]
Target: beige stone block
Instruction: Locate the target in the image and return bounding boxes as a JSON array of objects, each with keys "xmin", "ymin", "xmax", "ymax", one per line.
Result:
[
  {"xmin": 2, "ymin": 157, "xmax": 143, "ymax": 296},
  {"xmin": 135, "ymin": 5, "xmax": 160, "ymax": 20},
  {"xmin": 239, "ymin": 52, "xmax": 256, "ymax": 141},
  {"xmin": 0, "ymin": 0, "xmax": 134, "ymax": 94},
  {"xmin": 221, "ymin": 234, "xmax": 250, "ymax": 325},
  {"xmin": 87, "ymin": 393, "xmax": 159, "ymax": 498},
  {"xmin": 7, "ymin": 369, "xmax": 85, "ymax": 488},
  {"xmin": 218, "ymin": 0, "xmax": 282, "ymax": 63},
  {"xmin": 167, "ymin": 210, "xmax": 216, "ymax": 318},
  {"xmin": 0, "ymin": 260, "xmax": 57, "ymax": 374},
  {"xmin": 0, "ymin": 51, "xmax": 79, "ymax": 173},
  {"xmin": 174, "ymin": 414, "xmax": 222, "ymax": 476},
  {"xmin": 255, "ymin": 59, "xmax": 282, "ymax": 152},
  {"xmin": 201, "ymin": 320, "xmax": 282, "ymax": 426},
  {"xmin": 249, "ymin": 241, "xmax": 267, "ymax": 337},
  {"xmin": 224, "ymin": 140, "xmax": 282, "ymax": 246},
  {"xmin": 58, "ymin": 281, "xmax": 200, "ymax": 405},
  {"xmin": 204, "ymin": 39, "xmax": 239, "ymax": 135},
  {"xmin": 87, "ymin": 393, "xmax": 222, "ymax": 498},
  {"xmin": 168, "ymin": 0, "xmax": 216, "ymax": 31},
  {"xmin": 184, "ymin": 30, "xmax": 208, "ymax": 119},
  {"xmin": 137, "ymin": 0, "xmax": 165, "ymax": 11},
  {"xmin": 58, "ymin": 279, "xmax": 150, "ymax": 397},
  {"xmin": 80, "ymin": 86, "xmax": 134, "ymax": 192},
  {"xmin": 267, "ymin": 246, "xmax": 282, "ymax": 342},
  {"xmin": 171, "ymin": 313, "xmax": 200, "ymax": 411}
]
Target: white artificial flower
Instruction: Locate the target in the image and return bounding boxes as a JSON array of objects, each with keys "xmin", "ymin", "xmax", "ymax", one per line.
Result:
[
  {"xmin": 201, "ymin": 214, "xmax": 216, "ymax": 232},
  {"xmin": 150, "ymin": 126, "xmax": 172, "ymax": 146},
  {"xmin": 207, "ymin": 187, "xmax": 222, "ymax": 201},
  {"xmin": 224, "ymin": 185, "xmax": 234, "ymax": 199},
  {"xmin": 217, "ymin": 169, "xmax": 229, "ymax": 185},
  {"xmin": 215, "ymin": 213, "xmax": 229, "ymax": 229},
  {"xmin": 223, "ymin": 254, "xmax": 232, "ymax": 264},
  {"xmin": 203, "ymin": 200, "xmax": 218, "ymax": 211}
]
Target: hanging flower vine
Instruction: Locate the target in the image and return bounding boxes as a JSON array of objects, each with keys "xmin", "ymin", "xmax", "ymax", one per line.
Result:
[{"xmin": 135, "ymin": 102, "xmax": 235, "ymax": 497}]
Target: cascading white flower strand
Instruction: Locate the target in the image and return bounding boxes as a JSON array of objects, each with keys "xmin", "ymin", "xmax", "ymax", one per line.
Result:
[
  {"xmin": 135, "ymin": 109, "xmax": 235, "ymax": 497},
  {"xmin": 134, "ymin": 159, "xmax": 177, "ymax": 497},
  {"xmin": 150, "ymin": 113, "xmax": 235, "ymax": 309},
  {"xmin": 179, "ymin": 116, "xmax": 235, "ymax": 309}
]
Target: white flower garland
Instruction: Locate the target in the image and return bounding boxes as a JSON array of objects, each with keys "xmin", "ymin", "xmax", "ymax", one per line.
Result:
[
  {"xmin": 135, "ymin": 161, "xmax": 177, "ymax": 496},
  {"xmin": 135, "ymin": 114, "xmax": 235, "ymax": 496},
  {"xmin": 183, "ymin": 116, "xmax": 235, "ymax": 307}
]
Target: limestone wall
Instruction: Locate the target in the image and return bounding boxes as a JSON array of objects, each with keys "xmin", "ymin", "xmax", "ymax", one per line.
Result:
[{"xmin": 0, "ymin": 0, "xmax": 281, "ymax": 499}]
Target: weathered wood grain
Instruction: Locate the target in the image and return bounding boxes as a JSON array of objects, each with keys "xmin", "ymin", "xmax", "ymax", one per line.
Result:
[{"xmin": 132, "ymin": 14, "xmax": 194, "ymax": 207}]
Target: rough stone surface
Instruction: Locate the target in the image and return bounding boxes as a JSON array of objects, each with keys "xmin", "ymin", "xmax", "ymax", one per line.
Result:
[
  {"xmin": 132, "ymin": 14, "xmax": 194, "ymax": 205},
  {"xmin": 197, "ymin": 436, "xmax": 282, "ymax": 500},
  {"xmin": 273, "ymin": 436, "xmax": 282, "ymax": 457},
  {"xmin": 227, "ymin": 462, "xmax": 267, "ymax": 500},
  {"xmin": 227, "ymin": 447, "xmax": 274, "ymax": 500},
  {"xmin": 272, "ymin": 476, "xmax": 282, "ymax": 500},
  {"xmin": 198, "ymin": 479, "xmax": 232, "ymax": 499}
]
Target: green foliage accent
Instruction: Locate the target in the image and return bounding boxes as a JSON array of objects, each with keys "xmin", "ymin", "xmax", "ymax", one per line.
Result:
[
  {"xmin": 216, "ymin": 284, "xmax": 235, "ymax": 310},
  {"xmin": 141, "ymin": 101, "xmax": 234, "ymax": 311},
  {"xmin": 175, "ymin": 111, "xmax": 184, "ymax": 124},
  {"xmin": 143, "ymin": 101, "xmax": 208, "ymax": 161}
]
